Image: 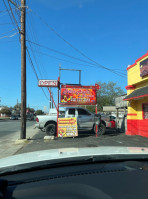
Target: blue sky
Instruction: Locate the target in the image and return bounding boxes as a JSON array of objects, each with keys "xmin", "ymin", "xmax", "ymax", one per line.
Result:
[{"xmin": 0, "ymin": 0, "xmax": 148, "ymax": 110}]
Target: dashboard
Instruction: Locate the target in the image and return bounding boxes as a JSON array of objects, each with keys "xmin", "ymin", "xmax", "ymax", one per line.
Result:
[{"xmin": 1, "ymin": 160, "xmax": 148, "ymax": 199}]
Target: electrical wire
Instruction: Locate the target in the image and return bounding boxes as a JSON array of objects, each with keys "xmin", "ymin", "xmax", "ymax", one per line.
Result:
[
  {"xmin": 3, "ymin": 0, "xmax": 49, "ymax": 101},
  {"xmin": 7, "ymin": 0, "xmax": 20, "ymax": 32},
  {"xmin": 0, "ymin": 28, "xmax": 16, "ymax": 35},
  {"xmin": 4, "ymin": 3, "xmax": 126, "ymax": 77},
  {"xmin": 26, "ymin": 47, "xmax": 126, "ymax": 76},
  {"xmin": 30, "ymin": 8, "xmax": 126, "ymax": 77},
  {"xmin": 2, "ymin": 0, "xmax": 17, "ymax": 28},
  {"xmin": 26, "ymin": 48, "xmax": 49, "ymax": 100},
  {"xmin": 26, "ymin": 40, "xmax": 126, "ymax": 77},
  {"xmin": 0, "ymin": 31, "xmax": 19, "ymax": 39},
  {"xmin": 27, "ymin": 8, "xmax": 49, "ymax": 79}
]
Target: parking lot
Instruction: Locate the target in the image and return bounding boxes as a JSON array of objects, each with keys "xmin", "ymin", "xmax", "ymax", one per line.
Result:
[
  {"xmin": 0, "ymin": 120, "xmax": 148, "ymax": 158},
  {"xmin": 16, "ymin": 127, "xmax": 148, "ymax": 155}
]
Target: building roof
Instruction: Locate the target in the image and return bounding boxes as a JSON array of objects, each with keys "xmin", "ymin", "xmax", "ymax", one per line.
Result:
[{"xmin": 123, "ymin": 86, "xmax": 148, "ymax": 101}]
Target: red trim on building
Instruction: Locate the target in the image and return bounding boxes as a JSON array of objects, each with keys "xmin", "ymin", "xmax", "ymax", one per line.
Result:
[
  {"xmin": 127, "ymin": 113, "xmax": 137, "ymax": 116},
  {"xmin": 127, "ymin": 63, "xmax": 136, "ymax": 71},
  {"xmin": 127, "ymin": 51, "xmax": 148, "ymax": 71},
  {"xmin": 125, "ymin": 85, "xmax": 136, "ymax": 90},
  {"xmin": 126, "ymin": 119, "xmax": 148, "ymax": 137},
  {"xmin": 123, "ymin": 94, "xmax": 148, "ymax": 101},
  {"xmin": 142, "ymin": 103, "xmax": 148, "ymax": 119}
]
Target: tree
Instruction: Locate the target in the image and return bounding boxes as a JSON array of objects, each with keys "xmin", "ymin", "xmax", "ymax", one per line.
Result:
[
  {"xmin": 0, "ymin": 107, "xmax": 11, "ymax": 116},
  {"xmin": 35, "ymin": 110, "xmax": 44, "ymax": 115},
  {"xmin": 14, "ymin": 103, "xmax": 21, "ymax": 110},
  {"xmin": 96, "ymin": 81, "xmax": 125, "ymax": 111},
  {"xmin": 27, "ymin": 107, "xmax": 35, "ymax": 113}
]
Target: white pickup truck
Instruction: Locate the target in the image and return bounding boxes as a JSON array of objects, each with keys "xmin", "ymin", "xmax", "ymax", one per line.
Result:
[{"xmin": 35, "ymin": 107, "xmax": 106, "ymax": 136}]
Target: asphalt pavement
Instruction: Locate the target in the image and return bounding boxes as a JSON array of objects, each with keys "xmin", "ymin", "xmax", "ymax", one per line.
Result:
[
  {"xmin": 0, "ymin": 120, "xmax": 148, "ymax": 159},
  {"xmin": 16, "ymin": 128, "xmax": 148, "ymax": 155},
  {"xmin": 0, "ymin": 120, "xmax": 35, "ymax": 139}
]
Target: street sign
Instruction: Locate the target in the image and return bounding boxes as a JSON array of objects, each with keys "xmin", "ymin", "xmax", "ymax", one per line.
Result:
[
  {"xmin": 38, "ymin": 80, "xmax": 59, "ymax": 87},
  {"xmin": 60, "ymin": 85, "xmax": 98, "ymax": 105}
]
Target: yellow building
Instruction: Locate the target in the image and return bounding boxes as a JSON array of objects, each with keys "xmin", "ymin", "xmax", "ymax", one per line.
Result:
[{"xmin": 124, "ymin": 52, "xmax": 148, "ymax": 137}]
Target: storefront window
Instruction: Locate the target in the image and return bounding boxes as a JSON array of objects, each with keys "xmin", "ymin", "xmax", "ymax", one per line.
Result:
[{"xmin": 143, "ymin": 104, "xmax": 148, "ymax": 119}]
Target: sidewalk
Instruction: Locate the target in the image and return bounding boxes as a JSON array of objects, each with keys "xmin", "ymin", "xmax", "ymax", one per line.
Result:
[{"xmin": 0, "ymin": 125, "xmax": 39, "ymax": 159}]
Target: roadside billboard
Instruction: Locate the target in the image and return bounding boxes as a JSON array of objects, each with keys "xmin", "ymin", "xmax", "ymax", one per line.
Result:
[
  {"xmin": 58, "ymin": 117, "xmax": 78, "ymax": 137},
  {"xmin": 60, "ymin": 85, "xmax": 97, "ymax": 105}
]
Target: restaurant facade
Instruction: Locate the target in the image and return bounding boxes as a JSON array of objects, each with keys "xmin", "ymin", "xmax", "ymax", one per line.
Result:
[{"xmin": 124, "ymin": 52, "xmax": 148, "ymax": 137}]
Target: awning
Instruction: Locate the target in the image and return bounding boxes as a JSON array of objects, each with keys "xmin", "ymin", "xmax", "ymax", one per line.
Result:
[{"xmin": 123, "ymin": 86, "xmax": 148, "ymax": 101}]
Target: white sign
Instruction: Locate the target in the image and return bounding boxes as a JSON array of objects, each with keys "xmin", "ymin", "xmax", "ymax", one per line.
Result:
[{"xmin": 38, "ymin": 80, "xmax": 58, "ymax": 87}]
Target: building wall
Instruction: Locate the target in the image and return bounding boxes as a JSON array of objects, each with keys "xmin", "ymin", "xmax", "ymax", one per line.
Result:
[
  {"xmin": 126, "ymin": 52, "xmax": 148, "ymax": 137},
  {"xmin": 127, "ymin": 52, "xmax": 148, "ymax": 86},
  {"xmin": 126, "ymin": 94, "xmax": 148, "ymax": 137}
]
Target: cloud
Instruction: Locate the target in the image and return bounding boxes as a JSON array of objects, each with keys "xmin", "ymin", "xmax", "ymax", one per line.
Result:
[{"xmin": 34, "ymin": 0, "xmax": 96, "ymax": 10}]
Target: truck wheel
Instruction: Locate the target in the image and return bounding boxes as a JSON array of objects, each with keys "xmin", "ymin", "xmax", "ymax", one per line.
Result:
[
  {"xmin": 45, "ymin": 124, "xmax": 56, "ymax": 136},
  {"xmin": 98, "ymin": 123, "xmax": 106, "ymax": 135}
]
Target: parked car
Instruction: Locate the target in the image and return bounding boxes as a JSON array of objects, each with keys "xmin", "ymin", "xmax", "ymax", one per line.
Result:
[
  {"xmin": 109, "ymin": 115, "xmax": 116, "ymax": 121},
  {"xmin": 10, "ymin": 115, "xmax": 18, "ymax": 120},
  {"xmin": 35, "ymin": 107, "xmax": 104, "ymax": 136}
]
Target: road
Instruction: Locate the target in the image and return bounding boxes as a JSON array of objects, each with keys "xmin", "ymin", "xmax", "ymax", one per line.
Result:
[
  {"xmin": 0, "ymin": 120, "xmax": 38, "ymax": 159},
  {"xmin": 0, "ymin": 120, "xmax": 35, "ymax": 139}
]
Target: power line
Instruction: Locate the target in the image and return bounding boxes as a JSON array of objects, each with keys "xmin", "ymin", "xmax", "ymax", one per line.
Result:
[
  {"xmin": 2, "ymin": 0, "xmax": 16, "ymax": 28},
  {"xmin": 26, "ymin": 48, "xmax": 49, "ymax": 100},
  {"xmin": 27, "ymin": 47, "xmax": 126, "ymax": 76},
  {"xmin": 7, "ymin": 0, "xmax": 21, "ymax": 32},
  {"xmin": 3, "ymin": 0, "xmax": 49, "ymax": 101},
  {"xmin": 0, "ymin": 22, "xmax": 20, "ymax": 25},
  {"xmin": 7, "ymin": 2, "xmax": 126, "ymax": 78},
  {"xmin": 0, "ymin": 39, "xmax": 18, "ymax": 43},
  {"xmin": 30, "ymin": 8, "xmax": 126, "ymax": 77},
  {"xmin": 27, "ymin": 8, "xmax": 49, "ymax": 79},
  {"xmin": 27, "ymin": 40, "xmax": 126, "ymax": 77},
  {"xmin": 0, "ymin": 28, "xmax": 16, "ymax": 35},
  {"xmin": 0, "ymin": 31, "xmax": 19, "ymax": 40},
  {"xmin": 0, "ymin": 8, "xmax": 15, "ymax": 13},
  {"xmin": 26, "ymin": 13, "xmax": 44, "ymax": 78}
]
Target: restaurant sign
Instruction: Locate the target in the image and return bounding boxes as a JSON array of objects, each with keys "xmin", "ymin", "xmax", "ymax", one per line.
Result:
[
  {"xmin": 61, "ymin": 85, "xmax": 98, "ymax": 105},
  {"xmin": 58, "ymin": 117, "xmax": 78, "ymax": 137}
]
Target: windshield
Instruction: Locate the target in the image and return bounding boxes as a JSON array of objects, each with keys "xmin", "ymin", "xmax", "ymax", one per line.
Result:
[{"xmin": 0, "ymin": 0, "xmax": 148, "ymax": 166}]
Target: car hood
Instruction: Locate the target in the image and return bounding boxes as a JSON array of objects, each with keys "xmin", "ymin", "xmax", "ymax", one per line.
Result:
[{"xmin": 0, "ymin": 146, "xmax": 148, "ymax": 170}]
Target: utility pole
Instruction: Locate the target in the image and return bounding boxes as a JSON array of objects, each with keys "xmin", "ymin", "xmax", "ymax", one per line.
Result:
[
  {"xmin": 20, "ymin": 0, "xmax": 26, "ymax": 139},
  {"xmin": 8, "ymin": 0, "xmax": 26, "ymax": 139}
]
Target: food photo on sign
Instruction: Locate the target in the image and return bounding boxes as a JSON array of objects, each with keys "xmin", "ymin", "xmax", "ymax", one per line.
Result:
[
  {"xmin": 60, "ymin": 87, "xmax": 97, "ymax": 105},
  {"xmin": 140, "ymin": 58, "xmax": 148, "ymax": 77},
  {"xmin": 58, "ymin": 118, "xmax": 78, "ymax": 137}
]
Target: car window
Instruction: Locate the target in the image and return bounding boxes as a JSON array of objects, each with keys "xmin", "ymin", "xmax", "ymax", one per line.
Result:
[
  {"xmin": 68, "ymin": 109, "xmax": 75, "ymax": 116},
  {"xmin": 78, "ymin": 109, "xmax": 91, "ymax": 116}
]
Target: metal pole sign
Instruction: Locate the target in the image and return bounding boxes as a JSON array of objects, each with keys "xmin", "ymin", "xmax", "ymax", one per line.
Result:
[{"xmin": 38, "ymin": 78, "xmax": 60, "ymax": 138}]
